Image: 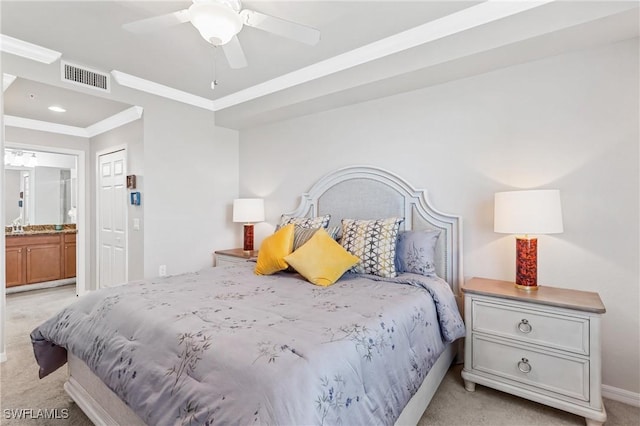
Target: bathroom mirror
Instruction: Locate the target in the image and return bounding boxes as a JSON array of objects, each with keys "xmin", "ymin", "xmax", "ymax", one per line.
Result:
[{"xmin": 4, "ymin": 149, "xmax": 77, "ymax": 226}]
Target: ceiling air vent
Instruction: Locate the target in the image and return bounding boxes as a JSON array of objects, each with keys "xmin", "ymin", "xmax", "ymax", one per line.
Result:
[{"xmin": 61, "ymin": 61, "xmax": 110, "ymax": 92}]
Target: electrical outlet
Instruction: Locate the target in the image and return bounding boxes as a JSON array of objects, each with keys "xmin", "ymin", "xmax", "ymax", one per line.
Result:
[{"xmin": 158, "ymin": 264, "xmax": 167, "ymax": 277}]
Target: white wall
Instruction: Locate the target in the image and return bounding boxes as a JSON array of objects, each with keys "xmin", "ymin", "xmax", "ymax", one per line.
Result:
[
  {"xmin": 239, "ymin": 38, "xmax": 640, "ymax": 395},
  {"xmin": 141, "ymin": 100, "xmax": 239, "ymax": 278}
]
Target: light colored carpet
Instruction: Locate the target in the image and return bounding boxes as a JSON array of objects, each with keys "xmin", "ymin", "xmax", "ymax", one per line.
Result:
[
  {"xmin": 419, "ymin": 364, "xmax": 639, "ymax": 425},
  {"xmin": 1, "ymin": 286, "xmax": 638, "ymax": 426},
  {"xmin": 1, "ymin": 285, "xmax": 89, "ymax": 425}
]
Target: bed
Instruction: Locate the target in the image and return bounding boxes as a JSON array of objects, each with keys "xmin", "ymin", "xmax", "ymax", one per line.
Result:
[{"xmin": 31, "ymin": 165, "xmax": 464, "ymax": 426}]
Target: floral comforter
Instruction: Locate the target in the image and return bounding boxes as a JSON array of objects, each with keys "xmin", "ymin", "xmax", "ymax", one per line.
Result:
[{"xmin": 31, "ymin": 263, "xmax": 464, "ymax": 426}]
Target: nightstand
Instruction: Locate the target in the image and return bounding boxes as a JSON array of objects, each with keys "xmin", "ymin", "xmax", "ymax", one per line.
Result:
[
  {"xmin": 214, "ymin": 248, "xmax": 258, "ymax": 267},
  {"xmin": 461, "ymin": 277, "xmax": 606, "ymax": 426}
]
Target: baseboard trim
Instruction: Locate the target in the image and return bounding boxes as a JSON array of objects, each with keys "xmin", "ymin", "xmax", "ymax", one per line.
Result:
[
  {"xmin": 602, "ymin": 385, "xmax": 640, "ymax": 407},
  {"xmin": 6, "ymin": 279, "xmax": 75, "ymax": 294}
]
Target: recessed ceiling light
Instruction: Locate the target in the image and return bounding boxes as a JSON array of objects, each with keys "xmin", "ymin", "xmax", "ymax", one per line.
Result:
[{"xmin": 48, "ymin": 105, "xmax": 66, "ymax": 113}]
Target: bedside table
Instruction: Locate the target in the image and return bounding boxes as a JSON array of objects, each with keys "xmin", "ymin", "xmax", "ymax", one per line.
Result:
[
  {"xmin": 214, "ymin": 248, "xmax": 258, "ymax": 267},
  {"xmin": 461, "ymin": 277, "xmax": 606, "ymax": 426}
]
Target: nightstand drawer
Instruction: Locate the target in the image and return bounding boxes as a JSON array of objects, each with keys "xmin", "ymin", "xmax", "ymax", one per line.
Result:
[
  {"xmin": 472, "ymin": 300, "xmax": 589, "ymax": 355},
  {"xmin": 472, "ymin": 335, "xmax": 590, "ymax": 402}
]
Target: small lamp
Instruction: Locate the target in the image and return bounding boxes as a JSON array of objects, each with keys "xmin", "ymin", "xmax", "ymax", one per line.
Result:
[
  {"xmin": 494, "ymin": 190, "xmax": 563, "ymax": 290},
  {"xmin": 233, "ymin": 198, "xmax": 265, "ymax": 252}
]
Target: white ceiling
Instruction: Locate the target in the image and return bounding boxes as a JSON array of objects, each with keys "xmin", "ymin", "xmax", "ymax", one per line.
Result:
[
  {"xmin": 1, "ymin": 1, "xmax": 639, "ymax": 130},
  {"xmin": 4, "ymin": 77, "xmax": 131, "ymax": 128}
]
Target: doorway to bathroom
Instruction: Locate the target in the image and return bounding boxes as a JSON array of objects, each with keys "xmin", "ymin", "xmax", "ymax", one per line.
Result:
[{"xmin": 4, "ymin": 144, "xmax": 86, "ymax": 296}]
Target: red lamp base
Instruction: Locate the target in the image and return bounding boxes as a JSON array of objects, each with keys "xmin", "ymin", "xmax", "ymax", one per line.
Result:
[
  {"xmin": 515, "ymin": 236, "xmax": 538, "ymax": 290},
  {"xmin": 243, "ymin": 224, "xmax": 254, "ymax": 252}
]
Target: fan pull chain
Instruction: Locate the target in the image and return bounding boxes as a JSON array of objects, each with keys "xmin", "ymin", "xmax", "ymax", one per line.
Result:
[{"xmin": 211, "ymin": 47, "xmax": 219, "ymax": 90}]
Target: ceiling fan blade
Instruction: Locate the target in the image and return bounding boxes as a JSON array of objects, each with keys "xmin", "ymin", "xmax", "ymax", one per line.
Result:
[
  {"xmin": 123, "ymin": 9, "xmax": 190, "ymax": 34},
  {"xmin": 241, "ymin": 9, "xmax": 320, "ymax": 46},
  {"xmin": 222, "ymin": 35, "xmax": 248, "ymax": 69}
]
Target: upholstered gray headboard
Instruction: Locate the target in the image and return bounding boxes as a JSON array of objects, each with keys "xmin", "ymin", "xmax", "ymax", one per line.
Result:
[{"xmin": 285, "ymin": 166, "xmax": 463, "ymax": 293}]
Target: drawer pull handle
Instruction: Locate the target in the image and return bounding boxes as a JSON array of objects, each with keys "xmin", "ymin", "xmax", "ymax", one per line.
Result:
[
  {"xmin": 518, "ymin": 319, "xmax": 532, "ymax": 334},
  {"xmin": 518, "ymin": 358, "xmax": 532, "ymax": 373}
]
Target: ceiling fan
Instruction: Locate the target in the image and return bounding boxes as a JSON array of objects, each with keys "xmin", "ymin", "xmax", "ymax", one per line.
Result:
[{"xmin": 123, "ymin": 0, "xmax": 320, "ymax": 70}]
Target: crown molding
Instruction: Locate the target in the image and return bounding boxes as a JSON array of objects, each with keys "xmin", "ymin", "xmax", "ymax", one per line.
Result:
[
  {"xmin": 4, "ymin": 1, "xmax": 550, "ymax": 111},
  {"xmin": 209, "ymin": 0, "xmax": 553, "ymax": 111},
  {"xmin": 5, "ymin": 105, "xmax": 144, "ymax": 138},
  {"xmin": 0, "ymin": 1, "xmax": 555, "ymax": 113},
  {"xmin": 0, "ymin": 34, "xmax": 62, "ymax": 64},
  {"xmin": 111, "ymin": 70, "xmax": 215, "ymax": 111},
  {"xmin": 85, "ymin": 106, "xmax": 144, "ymax": 137},
  {"xmin": 4, "ymin": 115, "xmax": 88, "ymax": 137},
  {"xmin": 3, "ymin": 73, "xmax": 16, "ymax": 91},
  {"xmin": 8, "ymin": 0, "xmax": 629, "ymax": 117}
]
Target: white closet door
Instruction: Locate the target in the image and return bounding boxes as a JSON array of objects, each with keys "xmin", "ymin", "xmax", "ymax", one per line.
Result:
[{"xmin": 98, "ymin": 150, "xmax": 127, "ymax": 288}]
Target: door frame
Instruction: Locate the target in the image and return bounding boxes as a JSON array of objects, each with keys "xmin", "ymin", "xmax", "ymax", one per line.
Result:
[
  {"xmin": 95, "ymin": 146, "xmax": 128, "ymax": 289},
  {"xmin": 3, "ymin": 142, "xmax": 87, "ymax": 296}
]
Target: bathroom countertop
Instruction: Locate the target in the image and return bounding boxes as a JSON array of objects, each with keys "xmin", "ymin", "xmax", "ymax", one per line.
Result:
[
  {"xmin": 5, "ymin": 229, "xmax": 78, "ymax": 236},
  {"xmin": 5, "ymin": 225, "xmax": 77, "ymax": 236}
]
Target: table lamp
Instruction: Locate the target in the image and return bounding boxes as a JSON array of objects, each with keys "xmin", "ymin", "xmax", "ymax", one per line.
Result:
[
  {"xmin": 233, "ymin": 198, "xmax": 265, "ymax": 252},
  {"xmin": 494, "ymin": 189, "xmax": 563, "ymax": 290}
]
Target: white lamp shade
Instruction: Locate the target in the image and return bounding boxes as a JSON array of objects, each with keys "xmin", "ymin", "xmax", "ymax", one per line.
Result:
[
  {"xmin": 494, "ymin": 190, "xmax": 563, "ymax": 235},
  {"xmin": 233, "ymin": 198, "xmax": 265, "ymax": 223}
]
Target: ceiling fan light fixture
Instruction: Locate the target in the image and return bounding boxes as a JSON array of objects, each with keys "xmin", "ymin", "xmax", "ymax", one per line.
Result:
[{"xmin": 189, "ymin": 2, "xmax": 243, "ymax": 46}]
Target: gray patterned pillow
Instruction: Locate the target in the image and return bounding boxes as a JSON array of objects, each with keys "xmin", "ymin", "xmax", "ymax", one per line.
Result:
[
  {"xmin": 394, "ymin": 229, "xmax": 441, "ymax": 276},
  {"xmin": 340, "ymin": 217, "xmax": 404, "ymax": 278},
  {"xmin": 293, "ymin": 225, "xmax": 340, "ymax": 251},
  {"xmin": 279, "ymin": 214, "xmax": 331, "ymax": 229}
]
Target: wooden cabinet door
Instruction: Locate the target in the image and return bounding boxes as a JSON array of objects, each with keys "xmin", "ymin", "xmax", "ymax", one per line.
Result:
[
  {"xmin": 64, "ymin": 243, "xmax": 77, "ymax": 278},
  {"xmin": 5, "ymin": 246, "xmax": 26, "ymax": 287},
  {"xmin": 26, "ymin": 244, "xmax": 62, "ymax": 283}
]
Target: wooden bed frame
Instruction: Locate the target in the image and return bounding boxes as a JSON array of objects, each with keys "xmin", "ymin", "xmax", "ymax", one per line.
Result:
[{"xmin": 65, "ymin": 165, "xmax": 463, "ymax": 425}]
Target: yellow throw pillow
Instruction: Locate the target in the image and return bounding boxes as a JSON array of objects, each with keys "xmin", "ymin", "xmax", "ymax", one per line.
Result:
[
  {"xmin": 284, "ymin": 228, "xmax": 359, "ymax": 286},
  {"xmin": 255, "ymin": 224, "xmax": 295, "ymax": 275}
]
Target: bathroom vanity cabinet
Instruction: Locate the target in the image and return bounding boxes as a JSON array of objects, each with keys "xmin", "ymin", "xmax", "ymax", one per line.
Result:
[{"xmin": 5, "ymin": 231, "xmax": 77, "ymax": 287}]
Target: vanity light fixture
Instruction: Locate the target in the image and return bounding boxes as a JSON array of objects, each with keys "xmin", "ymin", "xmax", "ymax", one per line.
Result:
[
  {"xmin": 4, "ymin": 149, "xmax": 37, "ymax": 168},
  {"xmin": 11, "ymin": 151, "xmax": 24, "ymax": 167},
  {"xmin": 48, "ymin": 105, "xmax": 66, "ymax": 112},
  {"xmin": 4, "ymin": 150, "xmax": 16, "ymax": 166},
  {"xmin": 25, "ymin": 153, "xmax": 38, "ymax": 168},
  {"xmin": 494, "ymin": 189, "xmax": 563, "ymax": 290}
]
